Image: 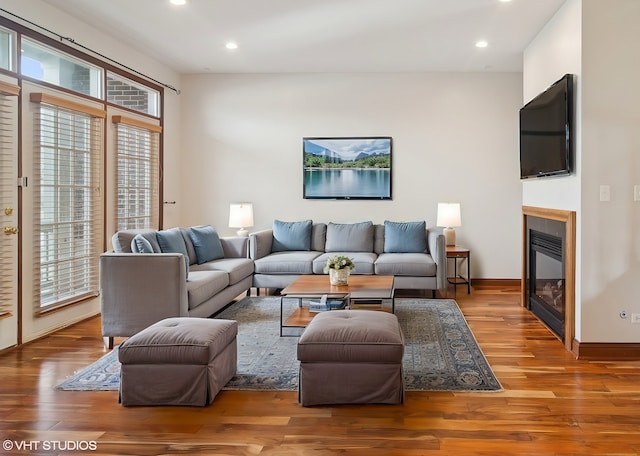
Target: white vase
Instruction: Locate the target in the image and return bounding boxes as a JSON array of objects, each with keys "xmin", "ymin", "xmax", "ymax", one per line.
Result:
[{"xmin": 329, "ymin": 268, "xmax": 349, "ymax": 286}]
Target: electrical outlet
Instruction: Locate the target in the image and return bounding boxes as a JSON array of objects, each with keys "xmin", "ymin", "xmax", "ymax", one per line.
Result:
[
  {"xmin": 631, "ymin": 313, "xmax": 640, "ymax": 324},
  {"xmin": 600, "ymin": 185, "xmax": 610, "ymax": 202}
]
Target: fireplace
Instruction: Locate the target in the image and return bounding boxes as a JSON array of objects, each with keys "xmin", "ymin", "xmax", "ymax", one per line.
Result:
[
  {"xmin": 529, "ymin": 229, "xmax": 564, "ymax": 338},
  {"xmin": 522, "ymin": 207, "xmax": 576, "ymax": 351}
]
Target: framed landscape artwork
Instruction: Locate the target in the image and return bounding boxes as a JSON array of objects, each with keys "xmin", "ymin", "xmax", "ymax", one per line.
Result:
[{"xmin": 303, "ymin": 137, "xmax": 392, "ymax": 200}]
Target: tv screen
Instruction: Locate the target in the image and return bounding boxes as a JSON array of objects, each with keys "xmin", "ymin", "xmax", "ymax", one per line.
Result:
[{"xmin": 519, "ymin": 74, "xmax": 574, "ymax": 179}]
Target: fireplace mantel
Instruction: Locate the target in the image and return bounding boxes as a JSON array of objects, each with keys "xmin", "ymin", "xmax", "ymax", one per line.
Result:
[{"xmin": 522, "ymin": 206, "xmax": 576, "ymax": 353}]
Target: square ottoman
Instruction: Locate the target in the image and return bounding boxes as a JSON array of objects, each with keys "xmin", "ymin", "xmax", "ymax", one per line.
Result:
[
  {"xmin": 118, "ymin": 317, "xmax": 237, "ymax": 406},
  {"xmin": 297, "ymin": 310, "xmax": 404, "ymax": 406}
]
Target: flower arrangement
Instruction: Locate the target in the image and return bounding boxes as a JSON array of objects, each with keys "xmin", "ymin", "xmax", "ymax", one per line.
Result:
[{"xmin": 323, "ymin": 255, "xmax": 355, "ymax": 273}]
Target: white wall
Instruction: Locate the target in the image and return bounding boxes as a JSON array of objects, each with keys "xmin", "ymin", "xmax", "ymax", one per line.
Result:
[
  {"xmin": 0, "ymin": 0, "xmax": 182, "ymax": 341},
  {"xmin": 579, "ymin": 0, "xmax": 640, "ymax": 342},
  {"xmin": 524, "ymin": 0, "xmax": 640, "ymax": 343},
  {"xmin": 179, "ymin": 72, "xmax": 523, "ymax": 279},
  {"xmin": 522, "ymin": 0, "xmax": 582, "ymax": 212}
]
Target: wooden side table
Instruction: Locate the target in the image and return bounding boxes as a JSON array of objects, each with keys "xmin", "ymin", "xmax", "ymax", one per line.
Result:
[{"xmin": 446, "ymin": 245, "xmax": 471, "ymax": 294}]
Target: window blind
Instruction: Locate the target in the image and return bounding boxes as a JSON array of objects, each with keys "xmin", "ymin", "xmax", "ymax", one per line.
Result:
[
  {"xmin": 113, "ymin": 116, "xmax": 160, "ymax": 231},
  {"xmin": 32, "ymin": 97, "xmax": 104, "ymax": 312},
  {"xmin": 0, "ymin": 87, "xmax": 18, "ymax": 318}
]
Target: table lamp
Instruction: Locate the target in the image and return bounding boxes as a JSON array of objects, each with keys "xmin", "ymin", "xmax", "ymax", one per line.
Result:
[
  {"xmin": 437, "ymin": 202, "xmax": 461, "ymax": 246},
  {"xmin": 228, "ymin": 203, "xmax": 254, "ymax": 237}
]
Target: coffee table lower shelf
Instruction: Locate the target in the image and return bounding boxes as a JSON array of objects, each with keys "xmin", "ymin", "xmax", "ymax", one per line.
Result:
[
  {"xmin": 280, "ymin": 295, "xmax": 395, "ymax": 337},
  {"xmin": 280, "ymin": 295, "xmax": 349, "ymax": 337}
]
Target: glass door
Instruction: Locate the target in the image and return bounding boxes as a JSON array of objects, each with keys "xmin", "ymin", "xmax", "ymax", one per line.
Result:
[{"xmin": 0, "ymin": 80, "xmax": 19, "ymax": 350}]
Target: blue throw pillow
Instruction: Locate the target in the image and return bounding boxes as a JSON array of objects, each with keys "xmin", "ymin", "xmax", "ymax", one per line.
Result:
[
  {"xmin": 131, "ymin": 234, "xmax": 154, "ymax": 253},
  {"xmin": 272, "ymin": 219, "xmax": 313, "ymax": 252},
  {"xmin": 383, "ymin": 220, "xmax": 427, "ymax": 253},
  {"xmin": 188, "ymin": 225, "xmax": 225, "ymax": 264},
  {"xmin": 156, "ymin": 227, "xmax": 190, "ymax": 276}
]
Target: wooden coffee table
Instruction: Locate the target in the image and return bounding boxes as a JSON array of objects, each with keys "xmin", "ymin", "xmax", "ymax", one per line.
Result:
[{"xmin": 279, "ymin": 275, "xmax": 395, "ymax": 336}]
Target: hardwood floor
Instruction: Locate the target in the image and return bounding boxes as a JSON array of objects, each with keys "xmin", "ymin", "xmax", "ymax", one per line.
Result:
[{"xmin": 2, "ymin": 284, "xmax": 640, "ymax": 455}]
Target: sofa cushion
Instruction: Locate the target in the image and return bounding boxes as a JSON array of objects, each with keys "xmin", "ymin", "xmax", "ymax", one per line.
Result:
[
  {"xmin": 180, "ymin": 228, "xmax": 198, "ymax": 265},
  {"xmin": 131, "ymin": 234, "xmax": 154, "ymax": 253},
  {"xmin": 157, "ymin": 227, "xmax": 190, "ymax": 275},
  {"xmin": 312, "ymin": 252, "xmax": 377, "ymax": 275},
  {"xmin": 112, "ymin": 229, "xmax": 161, "ymax": 253},
  {"xmin": 384, "ymin": 220, "xmax": 427, "ymax": 253},
  {"xmin": 188, "ymin": 225, "xmax": 225, "ymax": 264},
  {"xmin": 325, "ymin": 221, "xmax": 374, "ymax": 252},
  {"xmin": 190, "ymin": 258, "xmax": 254, "ymax": 285},
  {"xmin": 375, "ymin": 253, "xmax": 436, "ymax": 277},
  {"xmin": 272, "ymin": 219, "xmax": 313, "ymax": 252},
  {"xmin": 373, "ymin": 224, "xmax": 385, "ymax": 254},
  {"xmin": 186, "ymin": 270, "xmax": 229, "ymax": 310},
  {"xmin": 254, "ymin": 251, "xmax": 321, "ymax": 275},
  {"xmin": 311, "ymin": 223, "xmax": 327, "ymax": 252}
]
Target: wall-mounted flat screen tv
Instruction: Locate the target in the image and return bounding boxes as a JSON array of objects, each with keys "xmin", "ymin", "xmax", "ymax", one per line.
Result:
[
  {"xmin": 303, "ymin": 137, "xmax": 392, "ymax": 200},
  {"xmin": 520, "ymin": 74, "xmax": 574, "ymax": 179}
]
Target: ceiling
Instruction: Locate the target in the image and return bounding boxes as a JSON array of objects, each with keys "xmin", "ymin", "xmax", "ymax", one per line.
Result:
[{"xmin": 41, "ymin": 0, "xmax": 566, "ymax": 74}]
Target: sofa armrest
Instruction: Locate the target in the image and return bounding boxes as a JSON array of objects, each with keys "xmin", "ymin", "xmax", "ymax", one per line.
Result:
[
  {"xmin": 100, "ymin": 253, "xmax": 189, "ymax": 340},
  {"xmin": 220, "ymin": 236, "xmax": 249, "ymax": 258},
  {"xmin": 427, "ymin": 228, "xmax": 447, "ymax": 291},
  {"xmin": 249, "ymin": 229, "xmax": 274, "ymax": 260}
]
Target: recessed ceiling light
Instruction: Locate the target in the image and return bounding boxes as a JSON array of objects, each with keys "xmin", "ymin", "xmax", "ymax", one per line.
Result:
[
  {"xmin": 170, "ymin": 0, "xmax": 187, "ymax": 5},
  {"xmin": 475, "ymin": 40, "xmax": 489, "ymax": 48},
  {"xmin": 225, "ymin": 42, "xmax": 238, "ymax": 50},
  {"xmin": 499, "ymin": 0, "xmax": 512, "ymax": 3}
]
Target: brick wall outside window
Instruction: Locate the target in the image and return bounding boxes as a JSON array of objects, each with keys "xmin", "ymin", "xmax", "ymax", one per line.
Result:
[{"xmin": 107, "ymin": 79, "xmax": 149, "ymax": 114}]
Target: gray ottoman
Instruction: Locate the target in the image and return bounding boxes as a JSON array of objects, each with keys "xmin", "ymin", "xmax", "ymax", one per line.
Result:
[
  {"xmin": 297, "ymin": 310, "xmax": 404, "ymax": 406},
  {"xmin": 118, "ymin": 317, "xmax": 237, "ymax": 406}
]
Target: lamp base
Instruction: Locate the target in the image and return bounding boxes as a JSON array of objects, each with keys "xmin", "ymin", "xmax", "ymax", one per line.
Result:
[
  {"xmin": 236, "ymin": 228, "xmax": 249, "ymax": 237},
  {"xmin": 443, "ymin": 227, "xmax": 456, "ymax": 246}
]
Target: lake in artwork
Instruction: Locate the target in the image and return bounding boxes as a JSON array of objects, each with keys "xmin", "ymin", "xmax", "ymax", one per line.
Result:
[{"xmin": 304, "ymin": 168, "xmax": 391, "ymax": 199}]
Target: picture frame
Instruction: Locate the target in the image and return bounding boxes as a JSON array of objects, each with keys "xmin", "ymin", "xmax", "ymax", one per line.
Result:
[{"xmin": 303, "ymin": 136, "xmax": 392, "ymax": 200}]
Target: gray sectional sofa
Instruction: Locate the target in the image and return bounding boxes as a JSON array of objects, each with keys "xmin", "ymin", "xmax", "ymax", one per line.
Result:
[
  {"xmin": 249, "ymin": 220, "xmax": 446, "ymax": 293},
  {"xmin": 100, "ymin": 226, "xmax": 253, "ymax": 348},
  {"xmin": 100, "ymin": 220, "xmax": 446, "ymax": 348}
]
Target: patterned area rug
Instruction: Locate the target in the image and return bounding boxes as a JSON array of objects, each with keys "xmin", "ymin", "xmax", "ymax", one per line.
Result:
[{"xmin": 56, "ymin": 297, "xmax": 501, "ymax": 392}]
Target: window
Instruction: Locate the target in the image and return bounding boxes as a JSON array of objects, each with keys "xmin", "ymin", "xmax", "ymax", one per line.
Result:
[
  {"xmin": 32, "ymin": 94, "xmax": 104, "ymax": 310},
  {"xmin": 108, "ymin": 72, "xmax": 160, "ymax": 117},
  {"xmin": 21, "ymin": 38, "xmax": 103, "ymax": 99},
  {"xmin": 0, "ymin": 26, "xmax": 16, "ymax": 71},
  {"xmin": 113, "ymin": 116, "xmax": 160, "ymax": 230}
]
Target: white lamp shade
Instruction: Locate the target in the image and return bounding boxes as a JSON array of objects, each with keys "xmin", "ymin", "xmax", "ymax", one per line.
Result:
[
  {"xmin": 229, "ymin": 203, "xmax": 254, "ymax": 229},
  {"xmin": 436, "ymin": 203, "xmax": 461, "ymax": 228},
  {"xmin": 437, "ymin": 202, "xmax": 461, "ymax": 246}
]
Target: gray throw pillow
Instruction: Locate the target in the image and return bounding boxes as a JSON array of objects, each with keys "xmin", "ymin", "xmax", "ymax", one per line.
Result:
[
  {"xmin": 325, "ymin": 221, "xmax": 374, "ymax": 252},
  {"xmin": 272, "ymin": 219, "xmax": 313, "ymax": 252},
  {"xmin": 188, "ymin": 225, "xmax": 225, "ymax": 264},
  {"xmin": 156, "ymin": 227, "xmax": 190, "ymax": 276},
  {"xmin": 131, "ymin": 234, "xmax": 154, "ymax": 253},
  {"xmin": 383, "ymin": 220, "xmax": 427, "ymax": 253}
]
